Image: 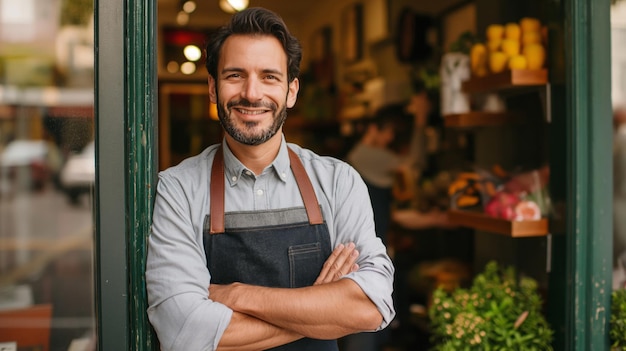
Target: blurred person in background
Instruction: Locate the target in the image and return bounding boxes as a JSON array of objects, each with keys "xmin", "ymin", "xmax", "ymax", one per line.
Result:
[{"xmin": 343, "ymin": 91, "xmax": 447, "ymax": 351}]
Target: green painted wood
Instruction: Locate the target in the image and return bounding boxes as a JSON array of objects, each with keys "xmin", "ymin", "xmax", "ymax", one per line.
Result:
[
  {"xmin": 564, "ymin": 0, "xmax": 613, "ymax": 350},
  {"xmin": 125, "ymin": 0, "xmax": 158, "ymax": 350},
  {"xmin": 96, "ymin": 0, "xmax": 157, "ymax": 349}
]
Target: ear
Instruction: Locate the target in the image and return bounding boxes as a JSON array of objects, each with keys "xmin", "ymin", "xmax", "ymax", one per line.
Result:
[
  {"xmin": 286, "ymin": 78, "xmax": 299, "ymax": 108},
  {"xmin": 208, "ymin": 75, "xmax": 217, "ymax": 104}
]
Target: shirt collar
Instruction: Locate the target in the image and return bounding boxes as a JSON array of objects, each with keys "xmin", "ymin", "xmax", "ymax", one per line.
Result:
[{"xmin": 222, "ymin": 135, "xmax": 291, "ymax": 186}]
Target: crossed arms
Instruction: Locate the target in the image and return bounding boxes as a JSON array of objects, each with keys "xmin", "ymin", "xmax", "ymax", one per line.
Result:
[{"xmin": 211, "ymin": 243, "xmax": 384, "ymax": 351}]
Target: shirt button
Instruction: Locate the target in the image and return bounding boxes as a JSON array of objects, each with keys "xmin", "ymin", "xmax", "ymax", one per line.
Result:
[
  {"xmin": 231, "ymin": 176, "xmax": 237, "ymax": 182},
  {"xmin": 256, "ymin": 189, "xmax": 264, "ymax": 196},
  {"xmin": 281, "ymin": 172, "xmax": 287, "ymax": 178},
  {"xmin": 245, "ymin": 170, "xmax": 252, "ymax": 176}
]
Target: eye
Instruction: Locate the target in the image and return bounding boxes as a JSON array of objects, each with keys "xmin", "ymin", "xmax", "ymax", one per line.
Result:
[
  {"xmin": 265, "ymin": 75, "xmax": 277, "ymax": 81},
  {"xmin": 226, "ymin": 73, "xmax": 241, "ymax": 79}
]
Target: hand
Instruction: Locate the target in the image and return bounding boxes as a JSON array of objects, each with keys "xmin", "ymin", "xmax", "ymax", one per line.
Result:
[
  {"xmin": 314, "ymin": 242, "xmax": 359, "ymax": 285},
  {"xmin": 208, "ymin": 243, "xmax": 360, "ymax": 303}
]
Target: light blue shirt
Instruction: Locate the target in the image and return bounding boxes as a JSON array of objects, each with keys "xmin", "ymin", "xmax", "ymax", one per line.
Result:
[{"xmin": 146, "ymin": 136, "xmax": 395, "ymax": 351}]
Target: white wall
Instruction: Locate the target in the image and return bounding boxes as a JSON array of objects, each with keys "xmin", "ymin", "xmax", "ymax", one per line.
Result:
[{"xmin": 612, "ymin": 1, "xmax": 626, "ymax": 107}]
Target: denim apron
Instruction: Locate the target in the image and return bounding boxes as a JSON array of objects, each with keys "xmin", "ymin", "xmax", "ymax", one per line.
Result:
[{"xmin": 203, "ymin": 146, "xmax": 338, "ymax": 351}]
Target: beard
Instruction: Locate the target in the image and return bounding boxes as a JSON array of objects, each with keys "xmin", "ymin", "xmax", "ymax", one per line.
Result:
[{"xmin": 216, "ymin": 93, "xmax": 288, "ymax": 146}]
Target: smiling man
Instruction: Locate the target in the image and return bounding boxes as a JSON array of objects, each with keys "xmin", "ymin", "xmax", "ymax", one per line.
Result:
[{"xmin": 145, "ymin": 7, "xmax": 395, "ymax": 351}]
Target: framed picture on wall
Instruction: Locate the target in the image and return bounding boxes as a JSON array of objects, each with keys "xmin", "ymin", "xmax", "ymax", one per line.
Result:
[{"xmin": 341, "ymin": 3, "xmax": 363, "ymax": 63}]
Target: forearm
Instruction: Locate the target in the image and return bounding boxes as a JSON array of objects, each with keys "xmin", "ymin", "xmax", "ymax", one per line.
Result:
[
  {"xmin": 406, "ymin": 126, "xmax": 427, "ymax": 169},
  {"xmin": 217, "ymin": 311, "xmax": 302, "ymax": 351},
  {"xmin": 225, "ymin": 279, "xmax": 382, "ymax": 339}
]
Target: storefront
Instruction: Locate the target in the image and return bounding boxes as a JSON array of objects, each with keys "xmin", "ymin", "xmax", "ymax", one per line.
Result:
[{"xmin": 0, "ymin": 0, "xmax": 617, "ymax": 350}]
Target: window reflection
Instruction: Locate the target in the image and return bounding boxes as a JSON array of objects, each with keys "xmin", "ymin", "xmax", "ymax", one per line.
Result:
[
  {"xmin": 613, "ymin": 2, "xmax": 626, "ymax": 290},
  {"xmin": 0, "ymin": 0, "xmax": 95, "ymax": 349}
]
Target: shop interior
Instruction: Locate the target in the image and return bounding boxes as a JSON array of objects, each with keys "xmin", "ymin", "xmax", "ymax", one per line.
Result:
[{"xmin": 0, "ymin": 0, "xmax": 625, "ymax": 350}]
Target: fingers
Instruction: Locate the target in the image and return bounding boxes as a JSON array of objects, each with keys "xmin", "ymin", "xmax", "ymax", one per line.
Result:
[{"xmin": 314, "ymin": 242, "xmax": 359, "ymax": 285}]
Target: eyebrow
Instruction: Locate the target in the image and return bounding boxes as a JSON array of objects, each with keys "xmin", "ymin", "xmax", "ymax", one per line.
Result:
[{"xmin": 220, "ymin": 67, "xmax": 285, "ymax": 77}]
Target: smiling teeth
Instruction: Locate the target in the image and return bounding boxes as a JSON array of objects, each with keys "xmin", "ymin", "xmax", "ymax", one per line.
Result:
[{"xmin": 238, "ymin": 109, "xmax": 266, "ymax": 115}]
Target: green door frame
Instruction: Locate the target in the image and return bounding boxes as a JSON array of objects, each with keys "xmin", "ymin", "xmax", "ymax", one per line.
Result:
[
  {"xmin": 94, "ymin": 0, "xmax": 158, "ymax": 350},
  {"xmin": 562, "ymin": 0, "xmax": 613, "ymax": 349},
  {"xmin": 92, "ymin": 0, "xmax": 614, "ymax": 350}
]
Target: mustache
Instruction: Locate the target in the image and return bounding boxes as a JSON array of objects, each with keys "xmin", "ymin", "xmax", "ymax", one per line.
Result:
[{"xmin": 227, "ymin": 99, "xmax": 277, "ymax": 110}]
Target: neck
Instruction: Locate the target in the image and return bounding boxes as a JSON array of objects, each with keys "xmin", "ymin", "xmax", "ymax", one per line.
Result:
[{"xmin": 224, "ymin": 132, "xmax": 283, "ymax": 175}]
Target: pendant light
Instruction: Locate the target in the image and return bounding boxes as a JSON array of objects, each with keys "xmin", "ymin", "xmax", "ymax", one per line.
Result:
[{"xmin": 219, "ymin": 0, "xmax": 249, "ymax": 14}]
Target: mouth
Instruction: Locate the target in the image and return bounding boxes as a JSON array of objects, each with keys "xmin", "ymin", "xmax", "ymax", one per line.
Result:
[{"xmin": 233, "ymin": 107, "xmax": 271, "ymax": 116}]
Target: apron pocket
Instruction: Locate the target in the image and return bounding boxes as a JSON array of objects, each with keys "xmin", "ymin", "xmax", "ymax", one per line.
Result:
[{"xmin": 288, "ymin": 242, "xmax": 323, "ymax": 288}]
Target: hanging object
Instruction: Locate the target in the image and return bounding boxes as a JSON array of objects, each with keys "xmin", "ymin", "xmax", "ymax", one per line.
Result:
[{"xmin": 219, "ymin": 0, "xmax": 249, "ymax": 14}]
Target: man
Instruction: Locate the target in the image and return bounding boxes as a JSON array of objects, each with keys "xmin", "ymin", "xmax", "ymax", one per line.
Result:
[
  {"xmin": 145, "ymin": 7, "xmax": 395, "ymax": 351},
  {"xmin": 347, "ymin": 99, "xmax": 428, "ymax": 245}
]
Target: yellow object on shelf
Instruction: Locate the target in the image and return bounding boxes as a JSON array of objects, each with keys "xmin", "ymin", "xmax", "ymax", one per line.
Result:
[
  {"xmin": 501, "ymin": 39, "xmax": 520, "ymax": 57},
  {"xmin": 523, "ymin": 43, "xmax": 546, "ymax": 70},
  {"xmin": 522, "ymin": 31, "xmax": 542, "ymax": 46},
  {"xmin": 470, "ymin": 43, "xmax": 488, "ymax": 76},
  {"xmin": 486, "ymin": 24, "xmax": 504, "ymax": 41},
  {"xmin": 504, "ymin": 22, "xmax": 521, "ymax": 40},
  {"xmin": 508, "ymin": 55, "xmax": 528, "ymax": 70},
  {"xmin": 520, "ymin": 17, "xmax": 541, "ymax": 33},
  {"xmin": 489, "ymin": 51, "xmax": 508, "ymax": 73},
  {"xmin": 487, "ymin": 39, "xmax": 502, "ymax": 52}
]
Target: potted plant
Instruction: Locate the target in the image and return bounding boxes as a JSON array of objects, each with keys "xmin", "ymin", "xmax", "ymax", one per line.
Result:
[
  {"xmin": 429, "ymin": 260, "xmax": 554, "ymax": 350},
  {"xmin": 611, "ymin": 288, "xmax": 626, "ymax": 350}
]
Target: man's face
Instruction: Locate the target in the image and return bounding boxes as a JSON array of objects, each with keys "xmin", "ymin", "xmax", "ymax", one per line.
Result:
[{"xmin": 208, "ymin": 34, "xmax": 299, "ymax": 146}]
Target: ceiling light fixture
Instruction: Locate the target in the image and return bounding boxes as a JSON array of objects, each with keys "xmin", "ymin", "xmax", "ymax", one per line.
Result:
[
  {"xmin": 182, "ymin": 0, "xmax": 197, "ymax": 14},
  {"xmin": 219, "ymin": 0, "xmax": 249, "ymax": 14},
  {"xmin": 183, "ymin": 45, "xmax": 202, "ymax": 62},
  {"xmin": 176, "ymin": 11, "xmax": 189, "ymax": 25}
]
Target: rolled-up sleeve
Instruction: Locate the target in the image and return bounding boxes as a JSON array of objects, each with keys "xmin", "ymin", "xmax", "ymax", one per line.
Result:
[
  {"xmin": 318, "ymin": 163, "xmax": 396, "ymax": 330},
  {"xmin": 146, "ymin": 172, "xmax": 232, "ymax": 351}
]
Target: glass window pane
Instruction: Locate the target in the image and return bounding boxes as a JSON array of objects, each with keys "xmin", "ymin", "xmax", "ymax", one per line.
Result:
[
  {"xmin": 0, "ymin": 0, "xmax": 95, "ymax": 350},
  {"xmin": 613, "ymin": 3, "xmax": 626, "ymax": 290}
]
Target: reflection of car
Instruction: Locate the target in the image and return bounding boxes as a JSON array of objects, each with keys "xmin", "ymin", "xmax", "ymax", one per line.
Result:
[
  {"xmin": 0, "ymin": 140, "xmax": 50, "ymax": 195},
  {"xmin": 60, "ymin": 141, "xmax": 94, "ymax": 204}
]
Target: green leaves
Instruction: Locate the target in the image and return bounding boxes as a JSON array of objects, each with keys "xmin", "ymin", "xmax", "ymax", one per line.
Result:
[
  {"xmin": 611, "ymin": 288, "xmax": 626, "ymax": 350},
  {"xmin": 429, "ymin": 261, "xmax": 554, "ymax": 351}
]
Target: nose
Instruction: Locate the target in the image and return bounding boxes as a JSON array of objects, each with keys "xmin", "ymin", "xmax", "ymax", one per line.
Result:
[{"xmin": 241, "ymin": 77, "xmax": 263, "ymax": 101}]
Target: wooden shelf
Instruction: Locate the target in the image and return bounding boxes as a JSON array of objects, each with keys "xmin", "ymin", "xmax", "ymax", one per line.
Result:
[
  {"xmin": 443, "ymin": 112, "xmax": 523, "ymax": 127},
  {"xmin": 448, "ymin": 210, "xmax": 549, "ymax": 237},
  {"xmin": 462, "ymin": 69, "xmax": 548, "ymax": 94}
]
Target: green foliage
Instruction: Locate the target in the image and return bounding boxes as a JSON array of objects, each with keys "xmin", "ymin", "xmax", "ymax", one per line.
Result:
[
  {"xmin": 409, "ymin": 65, "xmax": 441, "ymax": 95},
  {"xmin": 611, "ymin": 289, "xmax": 626, "ymax": 350},
  {"xmin": 429, "ymin": 261, "xmax": 554, "ymax": 351},
  {"xmin": 448, "ymin": 31, "xmax": 479, "ymax": 55}
]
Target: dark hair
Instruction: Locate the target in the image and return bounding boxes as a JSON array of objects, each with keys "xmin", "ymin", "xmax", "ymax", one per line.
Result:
[
  {"xmin": 369, "ymin": 103, "xmax": 413, "ymax": 152},
  {"xmin": 370, "ymin": 103, "xmax": 409, "ymax": 130},
  {"xmin": 204, "ymin": 7, "xmax": 302, "ymax": 83}
]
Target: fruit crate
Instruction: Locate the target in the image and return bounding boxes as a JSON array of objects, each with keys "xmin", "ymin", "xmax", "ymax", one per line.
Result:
[
  {"xmin": 443, "ymin": 111, "xmax": 524, "ymax": 127},
  {"xmin": 461, "ymin": 69, "xmax": 548, "ymax": 94},
  {"xmin": 447, "ymin": 209, "xmax": 549, "ymax": 237}
]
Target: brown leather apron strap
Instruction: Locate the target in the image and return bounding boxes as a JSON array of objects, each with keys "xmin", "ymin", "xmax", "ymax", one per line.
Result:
[
  {"xmin": 209, "ymin": 145, "xmax": 324, "ymax": 234},
  {"xmin": 209, "ymin": 147, "xmax": 225, "ymax": 234},
  {"xmin": 288, "ymin": 148, "xmax": 324, "ymax": 225}
]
